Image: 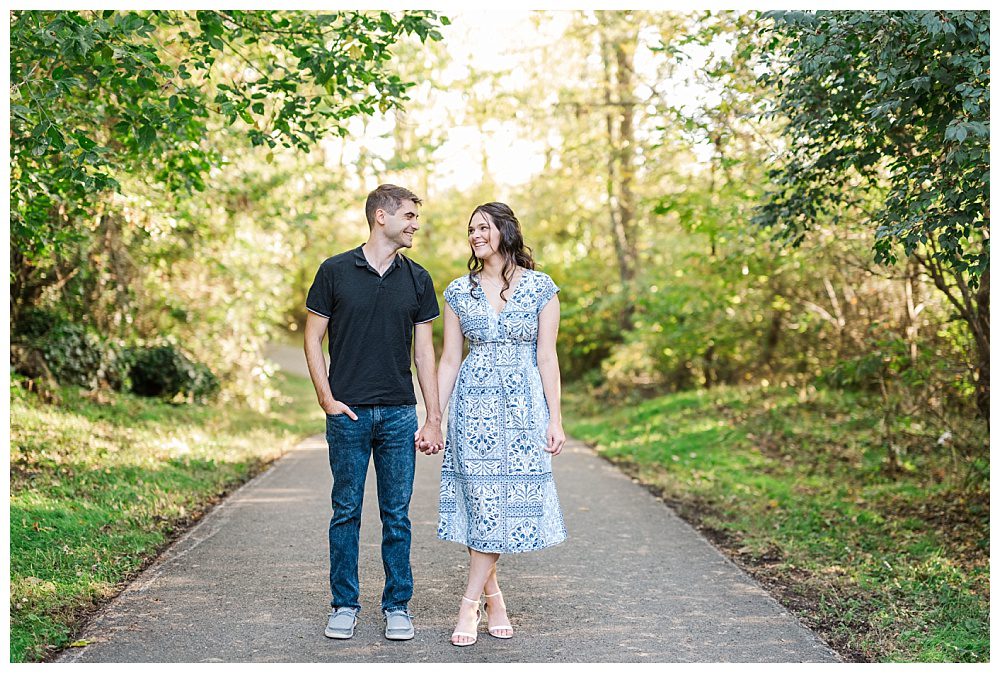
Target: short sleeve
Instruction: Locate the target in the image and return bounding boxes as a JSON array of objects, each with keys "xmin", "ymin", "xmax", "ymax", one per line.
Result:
[
  {"xmin": 414, "ymin": 271, "xmax": 440, "ymax": 324},
  {"xmin": 305, "ymin": 261, "xmax": 335, "ymax": 318},
  {"xmin": 536, "ymin": 272, "xmax": 560, "ymax": 313},
  {"xmin": 443, "ymin": 277, "xmax": 463, "ymax": 315}
]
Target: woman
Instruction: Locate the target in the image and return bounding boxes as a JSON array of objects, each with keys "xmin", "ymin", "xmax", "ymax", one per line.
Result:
[{"xmin": 436, "ymin": 202, "xmax": 568, "ymax": 646}]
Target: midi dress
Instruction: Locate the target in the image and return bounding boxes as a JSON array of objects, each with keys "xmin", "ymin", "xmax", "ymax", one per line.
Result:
[{"xmin": 437, "ymin": 269, "xmax": 568, "ymax": 553}]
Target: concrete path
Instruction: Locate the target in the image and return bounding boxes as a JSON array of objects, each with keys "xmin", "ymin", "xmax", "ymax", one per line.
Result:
[{"xmin": 58, "ymin": 345, "xmax": 838, "ymax": 663}]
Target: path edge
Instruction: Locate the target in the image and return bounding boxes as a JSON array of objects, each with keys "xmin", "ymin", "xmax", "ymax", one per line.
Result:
[{"xmin": 52, "ymin": 434, "xmax": 324, "ymax": 663}]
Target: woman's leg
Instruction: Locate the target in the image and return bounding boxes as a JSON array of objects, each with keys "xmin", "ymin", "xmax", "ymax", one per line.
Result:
[
  {"xmin": 483, "ymin": 562, "xmax": 512, "ymax": 637},
  {"xmin": 451, "ymin": 548, "xmax": 498, "ymax": 644}
]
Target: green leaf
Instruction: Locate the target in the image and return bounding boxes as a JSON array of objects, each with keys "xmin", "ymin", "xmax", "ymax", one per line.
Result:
[
  {"xmin": 73, "ymin": 132, "xmax": 97, "ymax": 150},
  {"xmin": 137, "ymin": 125, "xmax": 157, "ymax": 147},
  {"xmin": 46, "ymin": 126, "xmax": 66, "ymax": 151},
  {"xmin": 30, "ymin": 121, "xmax": 51, "ymax": 138}
]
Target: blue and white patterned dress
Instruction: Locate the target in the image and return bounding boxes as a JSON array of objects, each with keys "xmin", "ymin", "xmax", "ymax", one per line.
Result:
[{"xmin": 437, "ymin": 269, "xmax": 568, "ymax": 553}]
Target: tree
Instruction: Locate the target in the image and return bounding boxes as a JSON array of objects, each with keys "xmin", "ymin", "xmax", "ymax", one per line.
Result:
[
  {"xmin": 10, "ymin": 9, "xmax": 445, "ymax": 321},
  {"xmin": 597, "ymin": 11, "xmax": 640, "ymax": 332},
  {"xmin": 753, "ymin": 10, "xmax": 989, "ymax": 416}
]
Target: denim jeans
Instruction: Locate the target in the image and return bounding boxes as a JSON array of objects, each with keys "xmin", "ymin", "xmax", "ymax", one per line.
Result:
[{"xmin": 325, "ymin": 404, "xmax": 417, "ymax": 613}]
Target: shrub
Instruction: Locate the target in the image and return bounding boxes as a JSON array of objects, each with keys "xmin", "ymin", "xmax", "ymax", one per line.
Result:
[
  {"xmin": 12, "ymin": 306, "xmax": 64, "ymax": 341},
  {"xmin": 37, "ymin": 323, "xmax": 127, "ymax": 390},
  {"xmin": 128, "ymin": 344, "xmax": 220, "ymax": 402},
  {"xmin": 818, "ymin": 338, "xmax": 913, "ymax": 393},
  {"xmin": 600, "ymin": 339, "xmax": 668, "ymax": 398}
]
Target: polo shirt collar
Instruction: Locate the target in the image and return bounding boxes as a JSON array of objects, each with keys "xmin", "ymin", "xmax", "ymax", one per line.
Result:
[{"xmin": 353, "ymin": 246, "xmax": 402, "ymax": 273}]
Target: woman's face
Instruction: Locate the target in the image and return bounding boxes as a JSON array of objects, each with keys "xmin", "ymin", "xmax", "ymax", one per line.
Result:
[{"xmin": 468, "ymin": 211, "xmax": 501, "ymax": 260}]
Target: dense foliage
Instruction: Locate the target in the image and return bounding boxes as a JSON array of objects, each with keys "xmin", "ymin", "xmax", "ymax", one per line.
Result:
[
  {"xmin": 10, "ymin": 9, "xmax": 443, "ymax": 267},
  {"xmin": 755, "ymin": 11, "xmax": 988, "ymax": 278},
  {"xmin": 10, "ymin": 9, "xmax": 445, "ymax": 406},
  {"xmin": 754, "ymin": 10, "xmax": 989, "ymax": 415},
  {"xmin": 10, "ymin": 8, "xmax": 986, "ymax": 428}
]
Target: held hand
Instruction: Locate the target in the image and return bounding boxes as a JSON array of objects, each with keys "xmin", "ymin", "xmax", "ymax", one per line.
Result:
[
  {"xmin": 414, "ymin": 429, "xmax": 431, "ymax": 455},
  {"xmin": 545, "ymin": 421, "xmax": 566, "ymax": 455},
  {"xmin": 415, "ymin": 422, "xmax": 444, "ymax": 455},
  {"xmin": 323, "ymin": 399, "xmax": 358, "ymax": 421},
  {"xmin": 427, "ymin": 424, "xmax": 444, "ymax": 454}
]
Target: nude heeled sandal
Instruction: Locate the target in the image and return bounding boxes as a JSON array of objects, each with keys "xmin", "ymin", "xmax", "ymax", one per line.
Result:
[
  {"xmin": 450, "ymin": 595, "xmax": 482, "ymax": 646},
  {"xmin": 483, "ymin": 591, "xmax": 513, "ymax": 639}
]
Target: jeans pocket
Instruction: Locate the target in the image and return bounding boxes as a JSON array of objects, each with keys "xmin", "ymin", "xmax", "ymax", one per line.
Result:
[{"xmin": 326, "ymin": 412, "xmax": 346, "ymax": 439}]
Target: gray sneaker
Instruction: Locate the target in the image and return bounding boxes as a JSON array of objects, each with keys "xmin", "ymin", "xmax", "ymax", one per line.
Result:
[
  {"xmin": 325, "ymin": 607, "xmax": 359, "ymax": 639},
  {"xmin": 384, "ymin": 608, "xmax": 415, "ymax": 640}
]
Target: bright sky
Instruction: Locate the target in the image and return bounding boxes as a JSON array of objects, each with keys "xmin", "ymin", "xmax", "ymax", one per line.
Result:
[
  {"xmin": 323, "ymin": 10, "xmax": 724, "ymax": 194},
  {"xmin": 425, "ymin": 11, "xmax": 570, "ymax": 191},
  {"xmin": 326, "ymin": 11, "xmax": 564, "ymax": 193}
]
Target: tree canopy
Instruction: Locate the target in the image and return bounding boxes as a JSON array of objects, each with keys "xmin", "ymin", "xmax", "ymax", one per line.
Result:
[
  {"xmin": 754, "ymin": 10, "xmax": 989, "ymax": 281},
  {"xmin": 10, "ymin": 9, "xmax": 446, "ymax": 267}
]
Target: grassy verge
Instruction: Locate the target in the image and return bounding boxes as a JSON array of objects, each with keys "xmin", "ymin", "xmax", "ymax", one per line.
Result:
[
  {"xmin": 9, "ymin": 371, "xmax": 320, "ymax": 662},
  {"xmin": 564, "ymin": 382, "xmax": 989, "ymax": 663}
]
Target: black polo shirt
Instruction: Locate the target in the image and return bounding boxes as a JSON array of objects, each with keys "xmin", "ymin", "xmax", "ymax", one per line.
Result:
[{"xmin": 306, "ymin": 246, "xmax": 439, "ymax": 406}]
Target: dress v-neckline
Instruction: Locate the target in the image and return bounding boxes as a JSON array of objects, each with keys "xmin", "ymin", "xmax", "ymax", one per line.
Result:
[{"xmin": 479, "ymin": 269, "xmax": 527, "ymax": 318}]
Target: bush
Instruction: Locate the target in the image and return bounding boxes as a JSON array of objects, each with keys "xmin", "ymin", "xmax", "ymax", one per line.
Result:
[
  {"xmin": 12, "ymin": 310, "xmax": 219, "ymax": 402},
  {"xmin": 36, "ymin": 323, "xmax": 128, "ymax": 390},
  {"xmin": 817, "ymin": 338, "xmax": 912, "ymax": 393},
  {"xmin": 12, "ymin": 306, "xmax": 64, "ymax": 341},
  {"xmin": 128, "ymin": 344, "xmax": 219, "ymax": 402},
  {"xmin": 600, "ymin": 339, "xmax": 668, "ymax": 398}
]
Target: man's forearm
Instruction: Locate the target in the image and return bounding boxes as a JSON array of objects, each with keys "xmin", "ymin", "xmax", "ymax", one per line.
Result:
[
  {"xmin": 414, "ymin": 356, "xmax": 442, "ymax": 424},
  {"xmin": 304, "ymin": 338, "xmax": 334, "ymax": 407}
]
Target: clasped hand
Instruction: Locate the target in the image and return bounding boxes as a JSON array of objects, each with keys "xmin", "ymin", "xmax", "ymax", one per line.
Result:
[{"xmin": 415, "ymin": 423, "xmax": 443, "ymax": 455}]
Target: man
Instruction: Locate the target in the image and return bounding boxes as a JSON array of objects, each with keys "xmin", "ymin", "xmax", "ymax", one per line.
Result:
[{"xmin": 304, "ymin": 184, "xmax": 444, "ymax": 641}]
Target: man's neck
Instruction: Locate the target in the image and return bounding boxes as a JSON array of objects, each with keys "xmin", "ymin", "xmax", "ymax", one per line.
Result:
[{"xmin": 361, "ymin": 237, "xmax": 401, "ymax": 274}]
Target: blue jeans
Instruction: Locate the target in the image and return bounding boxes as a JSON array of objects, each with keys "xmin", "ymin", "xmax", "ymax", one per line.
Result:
[{"xmin": 325, "ymin": 405, "xmax": 417, "ymax": 613}]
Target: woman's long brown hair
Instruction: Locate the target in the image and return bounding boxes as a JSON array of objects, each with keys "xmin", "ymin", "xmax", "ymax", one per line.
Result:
[{"xmin": 466, "ymin": 202, "xmax": 535, "ymax": 300}]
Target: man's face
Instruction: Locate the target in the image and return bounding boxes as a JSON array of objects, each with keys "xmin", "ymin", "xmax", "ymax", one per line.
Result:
[{"xmin": 380, "ymin": 199, "xmax": 420, "ymax": 248}]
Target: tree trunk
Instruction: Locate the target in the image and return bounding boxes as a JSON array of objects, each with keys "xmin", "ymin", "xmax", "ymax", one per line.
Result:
[
  {"xmin": 761, "ymin": 307, "xmax": 783, "ymax": 371},
  {"xmin": 599, "ymin": 12, "xmax": 638, "ymax": 333},
  {"xmin": 914, "ymin": 242, "xmax": 989, "ymax": 421},
  {"xmin": 902, "ymin": 257, "xmax": 923, "ymax": 364},
  {"xmin": 973, "ymin": 266, "xmax": 989, "ymax": 421}
]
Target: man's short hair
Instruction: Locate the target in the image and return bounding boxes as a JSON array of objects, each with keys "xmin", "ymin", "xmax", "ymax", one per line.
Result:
[{"xmin": 365, "ymin": 184, "xmax": 422, "ymax": 229}]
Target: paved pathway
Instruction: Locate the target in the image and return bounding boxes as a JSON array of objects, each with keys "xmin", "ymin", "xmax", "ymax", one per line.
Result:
[{"xmin": 58, "ymin": 345, "xmax": 838, "ymax": 663}]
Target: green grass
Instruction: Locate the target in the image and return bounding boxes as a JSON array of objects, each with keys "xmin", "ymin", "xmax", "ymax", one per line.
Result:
[
  {"xmin": 565, "ymin": 383, "xmax": 989, "ymax": 663},
  {"xmin": 9, "ymin": 372, "xmax": 320, "ymax": 662}
]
